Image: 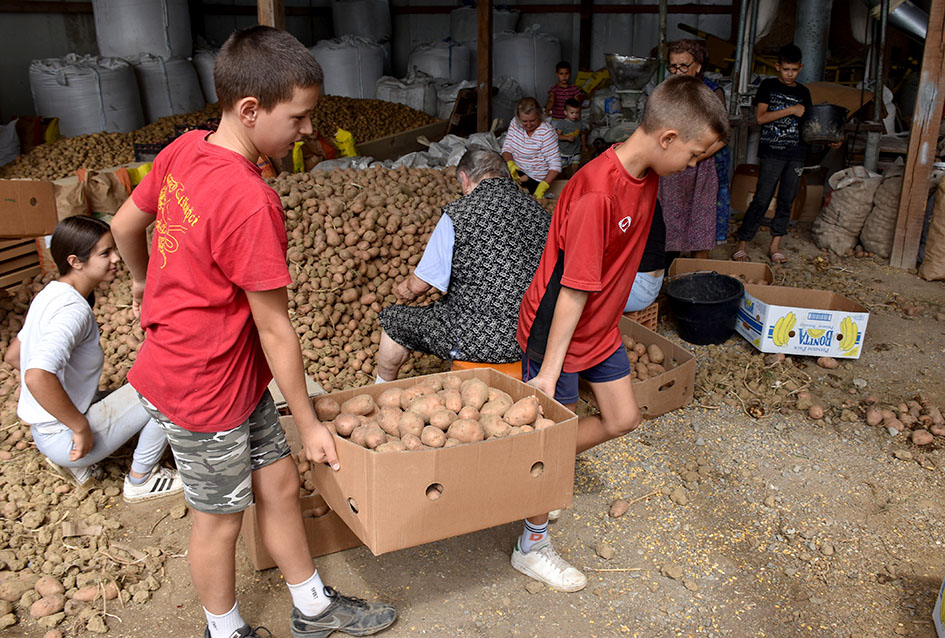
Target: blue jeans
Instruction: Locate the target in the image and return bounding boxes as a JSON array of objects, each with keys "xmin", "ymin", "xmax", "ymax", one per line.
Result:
[
  {"xmin": 624, "ymin": 270, "xmax": 664, "ymax": 313},
  {"xmin": 737, "ymin": 156, "xmax": 804, "ymax": 240}
]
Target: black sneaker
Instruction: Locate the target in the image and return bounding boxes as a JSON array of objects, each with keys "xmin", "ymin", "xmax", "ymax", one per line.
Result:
[
  {"xmin": 203, "ymin": 624, "xmax": 272, "ymax": 638},
  {"xmin": 290, "ymin": 586, "xmax": 397, "ymax": 638}
]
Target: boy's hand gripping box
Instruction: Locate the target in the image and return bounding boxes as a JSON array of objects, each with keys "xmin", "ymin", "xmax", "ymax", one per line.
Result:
[
  {"xmin": 736, "ymin": 284, "xmax": 869, "ymax": 359},
  {"xmin": 310, "ymin": 368, "xmax": 578, "ymax": 556}
]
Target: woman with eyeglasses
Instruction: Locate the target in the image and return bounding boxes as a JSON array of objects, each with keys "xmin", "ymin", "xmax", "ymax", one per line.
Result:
[{"xmin": 658, "ymin": 39, "xmax": 731, "ymax": 258}]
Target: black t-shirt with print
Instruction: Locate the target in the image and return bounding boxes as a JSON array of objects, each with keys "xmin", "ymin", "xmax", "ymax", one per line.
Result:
[{"xmin": 755, "ymin": 78, "xmax": 812, "ymax": 160}]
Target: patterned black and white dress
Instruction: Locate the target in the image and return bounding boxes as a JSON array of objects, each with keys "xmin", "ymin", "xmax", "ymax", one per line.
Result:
[{"xmin": 380, "ymin": 177, "xmax": 550, "ymax": 363}]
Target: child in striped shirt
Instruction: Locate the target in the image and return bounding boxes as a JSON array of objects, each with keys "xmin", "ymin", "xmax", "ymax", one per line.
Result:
[{"xmin": 545, "ymin": 61, "xmax": 585, "ymax": 120}]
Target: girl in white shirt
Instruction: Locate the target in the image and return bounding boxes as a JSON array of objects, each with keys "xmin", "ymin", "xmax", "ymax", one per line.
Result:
[{"xmin": 4, "ymin": 216, "xmax": 182, "ymax": 502}]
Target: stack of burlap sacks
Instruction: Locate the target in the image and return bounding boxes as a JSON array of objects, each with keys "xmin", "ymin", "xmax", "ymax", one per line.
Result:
[{"xmin": 813, "ymin": 163, "xmax": 945, "ymax": 280}]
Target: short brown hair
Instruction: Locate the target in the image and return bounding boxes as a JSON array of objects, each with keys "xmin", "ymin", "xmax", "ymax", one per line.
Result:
[
  {"xmin": 640, "ymin": 75, "xmax": 729, "ymax": 144},
  {"xmin": 51, "ymin": 216, "xmax": 111, "ymax": 276},
  {"xmin": 215, "ymin": 26, "xmax": 324, "ymax": 111}
]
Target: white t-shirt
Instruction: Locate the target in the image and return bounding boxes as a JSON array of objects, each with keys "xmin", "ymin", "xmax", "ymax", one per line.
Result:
[{"xmin": 16, "ymin": 281, "xmax": 103, "ymax": 432}]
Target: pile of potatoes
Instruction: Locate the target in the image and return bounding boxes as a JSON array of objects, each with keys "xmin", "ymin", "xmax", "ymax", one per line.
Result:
[
  {"xmin": 313, "ymin": 376, "xmax": 554, "ymax": 453},
  {"xmin": 0, "ymin": 97, "xmax": 436, "ymax": 181},
  {"xmin": 621, "ymin": 333, "xmax": 670, "ymax": 382}
]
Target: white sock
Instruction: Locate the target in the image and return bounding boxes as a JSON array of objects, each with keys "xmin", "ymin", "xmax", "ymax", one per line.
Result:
[
  {"xmin": 287, "ymin": 570, "xmax": 330, "ymax": 617},
  {"xmin": 519, "ymin": 519, "xmax": 548, "ymax": 553},
  {"xmin": 205, "ymin": 602, "xmax": 245, "ymax": 638},
  {"xmin": 375, "ymin": 373, "xmax": 390, "ymax": 384}
]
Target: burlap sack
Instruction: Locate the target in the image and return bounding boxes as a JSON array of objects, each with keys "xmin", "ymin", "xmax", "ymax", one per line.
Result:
[
  {"xmin": 812, "ymin": 166, "xmax": 882, "ymax": 255},
  {"xmin": 918, "ymin": 180, "xmax": 945, "ymax": 281},
  {"xmin": 860, "ymin": 163, "xmax": 904, "ymax": 258}
]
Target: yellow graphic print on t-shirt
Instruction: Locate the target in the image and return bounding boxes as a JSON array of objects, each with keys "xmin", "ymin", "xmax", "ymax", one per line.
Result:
[{"xmin": 155, "ymin": 173, "xmax": 201, "ymax": 268}]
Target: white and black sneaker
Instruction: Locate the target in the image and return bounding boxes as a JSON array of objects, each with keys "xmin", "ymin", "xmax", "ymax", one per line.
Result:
[{"xmin": 122, "ymin": 467, "xmax": 184, "ymax": 503}]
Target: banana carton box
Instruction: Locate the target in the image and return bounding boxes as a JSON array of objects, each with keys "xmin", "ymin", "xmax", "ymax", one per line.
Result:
[{"xmin": 735, "ymin": 285, "xmax": 869, "ymax": 359}]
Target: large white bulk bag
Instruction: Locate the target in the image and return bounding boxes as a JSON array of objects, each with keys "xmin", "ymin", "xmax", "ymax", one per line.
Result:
[
  {"xmin": 29, "ymin": 54, "xmax": 144, "ymax": 137},
  {"xmin": 92, "ymin": 0, "xmax": 192, "ymax": 59},
  {"xmin": 435, "ymin": 79, "xmax": 477, "ymax": 120},
  {"xmin": 493, "ymin": 29, "xmax": 560, "ymax": 101},
  {"xmin": 450, "ymin": 7, "xmax": 519, "ymax": 43},
  {"xmin": 310, "ymin": 37, "xmax": 386, "ymax": 99},
  {"xmin": 332, "ymin": 0, "xmax": 391, "ymax": 42},
  {"xmin": 376, "ymin": 72, "xmax": 437, "ymax": 117},
  {"xmin": 130, "ymin": 55, "xmax": 205, "ymax": 123},
  {"xmin": 193, "ymin": 50, "xmax": 218, "ymax": 104},
  {"xmin": 407, "ymin": 41, "xmax": 471, "ymax": 83}
]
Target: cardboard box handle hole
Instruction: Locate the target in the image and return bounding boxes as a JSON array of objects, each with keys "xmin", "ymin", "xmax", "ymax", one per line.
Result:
[
  {"xmin": 347, "ymin": 497, "xmax": 359, "ymax": 514},
  {"xmin": 29, "ymin": 198, "xmax": 38, "ymax": 207},
  {"xmin": 529, "ymin": 461, "xmax": 544, "ymax": 477},
  {"xmin": 425, "ymin": 483, "xmax": 443, "ymax": 500},
  {"xmin": 657, "ymin": 379, "xmax": 676, "ymax": 393}
]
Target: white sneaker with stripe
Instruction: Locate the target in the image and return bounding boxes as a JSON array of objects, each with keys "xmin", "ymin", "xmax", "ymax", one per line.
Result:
[{"xmin": 122, "ymin": 467, "xmax": 184, "ymax": 503}]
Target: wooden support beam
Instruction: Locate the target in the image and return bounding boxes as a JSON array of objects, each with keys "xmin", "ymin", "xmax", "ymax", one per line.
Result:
[
  {"xmin": 579, "ymin": 0, "xmax": 592, "ymax": 70},
  {"xmin": 257, "ymin": 0, "xmax": 285, "ymax": 29},
  {"xmin": 477, "ymin": 0, "xmax": 493, "ymax": 132},
  {"xmin": 890, "ymin": 0, "xmax": 945, "ymax": 269}
]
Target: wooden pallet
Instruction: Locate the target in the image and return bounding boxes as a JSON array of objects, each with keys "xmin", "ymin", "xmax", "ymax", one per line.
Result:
[{"xmin": 0, "ymin": 238, "xmax": 42, "ymax": 291}]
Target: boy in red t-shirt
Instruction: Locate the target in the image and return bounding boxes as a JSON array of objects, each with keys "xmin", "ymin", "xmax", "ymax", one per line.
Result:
[
  {"xmin": 112, "ymin": 27, "xmax": 396, "ymax": 638},
  {"xmin": 514, "ymin": 75, "xmax": 729, "ymax": 592}
]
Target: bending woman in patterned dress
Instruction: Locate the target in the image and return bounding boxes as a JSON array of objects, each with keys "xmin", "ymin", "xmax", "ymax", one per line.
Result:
[
  {"xmin": 374, "ymin": 149, "xmax": 550, "ymax": 382},
  {"xmin": 659, "ymin": 39, "xmax": 731, "ymax": 258}
]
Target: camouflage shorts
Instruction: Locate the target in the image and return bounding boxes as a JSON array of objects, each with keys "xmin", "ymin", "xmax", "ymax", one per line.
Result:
[{"xmin": 137, "ymin": 390, "xmax": 290, "ymax": 514}]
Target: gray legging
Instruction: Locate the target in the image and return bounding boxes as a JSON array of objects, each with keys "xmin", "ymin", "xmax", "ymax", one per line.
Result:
[{"xmin": 30, "ymin": 384, "xmax": 168, "ymax": 476}]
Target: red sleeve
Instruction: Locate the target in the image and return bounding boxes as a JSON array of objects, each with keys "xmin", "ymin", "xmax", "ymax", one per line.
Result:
[
  {"xmin": 559, "ymin": 193, "xmax": 611, "ymax": 292},
  {"xmin": 213, "ymin": 202, "xmax": 292, "ymax": 292}
]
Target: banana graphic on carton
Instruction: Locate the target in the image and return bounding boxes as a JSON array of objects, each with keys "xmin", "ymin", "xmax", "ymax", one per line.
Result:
[
  {"xmin": 771, "ymin": 312, "xmax": 796, "ymax": 347},
  {"xmin": 839, "ymin": 316, "xmax": 859, "ymax": 353},
  {"xmin": 806, "ymin": 328, "xmax": 826, "ymax": 338}
]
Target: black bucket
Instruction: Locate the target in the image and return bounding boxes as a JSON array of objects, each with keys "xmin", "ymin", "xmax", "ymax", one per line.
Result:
[
  {"xmin": 666, "ymin": 272, "xmax": 744, "ymax": 345},
  {"xmin": 801, "ymin": 103, "xmax": 848, "ymax": 144}
]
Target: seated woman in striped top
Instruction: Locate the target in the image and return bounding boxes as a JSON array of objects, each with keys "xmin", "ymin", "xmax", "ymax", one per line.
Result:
[{"xmin": 501, "ymin": 97, "xmax": 561, "ymax": 199}]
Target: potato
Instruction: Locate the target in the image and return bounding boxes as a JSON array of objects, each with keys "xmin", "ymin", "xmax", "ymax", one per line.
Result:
[
  {"xmin": 460, "ymin": 379, "xmax": 489, "ymax": 409},
  {"xmin": 430, "ymin": 409, "xmax": 458, "ymax": 430},
  {"xmin": 441, "ymin": 375, "xmax": 463, "ymax": 391},
  {"xmin": 375, "ymin": 440, "xmax": 406, "ymax": 453},
  {"xmin": 520, "ymin": 425, "xmax": 534, "ymax": 432},
  {"xmin": 349, "ymin": 426, "xmax": 369, "ymax": 447},
  {"xmin": 508, "ymin": 426, "xmax": 523, "ymax": 436},
  {"xmin": 314, "ymin": 397, "xmax": 341, "ymax": 421},
  {"xmin": 401, "ymin": 433, "xmax": 423, "ymax": 450},
  {"xmin": 447, "ymin": 418, "xmax": 484, "ymax": 443},
  {"xmin": 437, "ymin": 389, "xmax": 463, "ymax": 413},
  {"xmin": 479, "ymin": 395, "xmax": 513, "ymax": 418},
  {"xmin": 400, "ymin": 385, "xmax": 429, "ymax": 410},
  {"xmin": 363, "ymin": 426, "xmax": 387, "ymax": 449},
  {"xmin": 421, "ymin": 425, "xmax": 446, "ymax": 448},
  {"xmin": 480, "ymin": 414, "xmax": 511, "ymax": 438},
  {"xmin": 633, "ymin": 343, "xmax": 647, "ymax": 356},
  {"xmin": 376, "ymin": 406, "xmax": 402, "ymax": 436},
  {"xmin": 457, "ymin": 406, "xmax": 479, "ymax": 420},
  {"xmin": 377, "ymin": 387, "xmax": 404, "ymax": 409},
  {"xmin": 646, "ymin": 363, "xmax": 666, "ymax": 376},
  {"xmin": 816, "ymin": 357, "xmax": 839, "ymax": 369},
  {"xmin": 408, "ymin": 394, "xmax": 444, "ymax": 421},
  {"xmin": 419, "ymin": 376, "xmax": 443, "ymax": 392},
  {"xmin": 398, "ymin": 411, "xmax": 425, "ymax": 438},
  {"xmin": 488, "ymin": 387, "xmax": 513, "ymax": 404},
  {"xmin": 647, "ymin": 344, "xmax": 665, "ymax": 364},
  {"xmin": 504, "ymin": 396, "xmax": 541, "ymax": 426},
  {"xmin": 334, "ymin": 413, "xmax": 360, "ymax": 437},
  {"xmin": 535, "ymin": 417, "xmax": 555, "ymax": 430},
  {"xmin": 444, "ymin": 438, "xmax": 463, "ymax": 448},
  {"xmin": 341, "ymin": 394, "xmax": 376, "ymax": 416},
  {"xmin": 865, "ymin": 406, "xmax": 883, "ymax": 426}
]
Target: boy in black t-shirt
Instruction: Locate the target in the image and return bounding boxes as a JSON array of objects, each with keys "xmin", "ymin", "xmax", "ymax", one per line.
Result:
[{"xmin": 732, "ymin": 43, "xmax": 811, "ymax": 265}]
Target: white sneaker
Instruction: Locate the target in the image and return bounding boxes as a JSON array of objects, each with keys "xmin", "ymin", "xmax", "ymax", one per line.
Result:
[
  {"xmin": 548, "ymin": 509, "xmax": 561, "ymax": 521},
  {"xmin": 122, "ymin": 467, "xmax": 184, "ymax": 503},
  {"xmin": 511, "ymin": 538, "xmax": 588, "ymax": 592},
  {"xmin": 45, "ymin": 457, "xmax": 102, "ymax": 487}
]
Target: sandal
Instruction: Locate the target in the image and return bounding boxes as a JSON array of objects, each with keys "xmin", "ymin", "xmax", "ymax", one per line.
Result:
[
  {"xmin": 731, "ymin": 250, "xmax": 750, "ymax": 263},
  {"xmin": 769, "ymin": 251, "xmax": 788, "ymax": 265}
]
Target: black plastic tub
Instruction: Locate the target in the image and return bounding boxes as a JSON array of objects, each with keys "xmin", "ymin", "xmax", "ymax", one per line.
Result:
[
  {"xmin": 666, "ymin": 272, "xmax": 745, "ymax": 345},
  {"xmin": 801, "ymin": 103, "xmax": 848, "ymax": 144}
]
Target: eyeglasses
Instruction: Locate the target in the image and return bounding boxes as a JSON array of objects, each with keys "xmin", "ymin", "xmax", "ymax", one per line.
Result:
[{"xmin": 668, "ymin": 61, "xmax": 695, "ymax": 73}]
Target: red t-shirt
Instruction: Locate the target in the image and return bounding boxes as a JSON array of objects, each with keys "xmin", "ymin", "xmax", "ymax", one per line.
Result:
[
  {"xmin": 129, "ymin": 130, "xmax": 292, "ymax": 432},
  {"xmin": 517, "ymin": 145, "xmax": 658, "ymax": 372}
]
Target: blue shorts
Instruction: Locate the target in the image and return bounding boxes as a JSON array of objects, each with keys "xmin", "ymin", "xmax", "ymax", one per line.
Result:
[{"xmin": 521, "ymin": 345, "xmax": 631, "ymax": 404}]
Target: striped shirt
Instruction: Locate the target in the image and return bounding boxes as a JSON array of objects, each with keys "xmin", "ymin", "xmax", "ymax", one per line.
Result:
[
  {"xmin": 548, "ymin": 84, "xmax": 585, "ymax": 119},
  {"xmin": 502, "ymin": 118, "xmax": 561, "ymax": 181}
]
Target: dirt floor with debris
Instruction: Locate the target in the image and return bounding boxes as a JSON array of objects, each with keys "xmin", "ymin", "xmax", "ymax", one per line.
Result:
[{"xmin": 1, "ymin": 222, "xmax": 944, "ymax": 638}]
